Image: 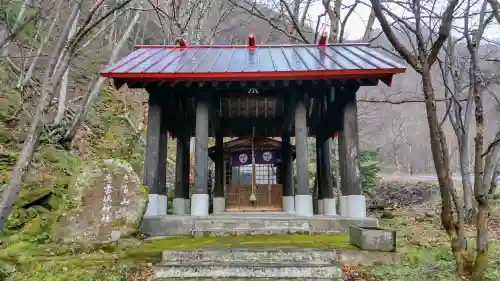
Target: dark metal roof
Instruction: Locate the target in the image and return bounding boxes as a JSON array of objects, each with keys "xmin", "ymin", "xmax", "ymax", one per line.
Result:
[{"xmin": 101, "ymin": 43, "xmax": 406, "ymax": 83}]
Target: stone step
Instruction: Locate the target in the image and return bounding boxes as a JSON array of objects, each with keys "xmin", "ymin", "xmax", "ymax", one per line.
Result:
[
  {"xmin": 152, "ymin": 279, "xmax": 334, "ymax": 281},
  {"xmin": 191, "ymin": 227, "xmax": 312, "ymax": 236},
  {"xmin": 193, "ymin": 218, "xmax": 311, "ymax": 230},
  {"xmin": 153, "ymin": 261, "xmax": 341, "ymax": 279},
  {"xmin": 141, "ymin": 215, "xmax": 379, "ymax": 237},
  {"xmin": 162, "ymin": 249, "xmax": 338, "ymax": 263}
]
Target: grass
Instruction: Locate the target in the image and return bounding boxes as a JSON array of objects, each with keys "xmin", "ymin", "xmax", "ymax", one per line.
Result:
[
  {"xmin": 359, "ymin": 244, "xmax": 500, "ymax": 281},
  {"xmin": 357, "ymin": 212, "xmax": 500, "ymax": 281}
]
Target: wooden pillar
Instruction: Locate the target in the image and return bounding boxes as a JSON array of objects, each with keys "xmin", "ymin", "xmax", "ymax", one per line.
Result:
[
  {"xmin": 281, "ymin": 133, "xmax": 295, "ymax": 212},
  {"xmin": 213, "ymin": 133, "xmax": 225, "ymax": 213},
  {"xmin": 191, "ymin": 99, "xmax": 210, "ymax": 216},
  {"xmin": 173, "ymin": 138, "xmax": 189, "ymax": 214},
  {"xmin": 294, "ymin": 99, "xmax": 313, "ymax": 216},
  {"xmin": 321, "ymin": 138, "xmax": 336, "ymax": 215},
  {"xmin": 316, "ymin": 139, "xmax": 323, "ymax": 214},
  {"xmin": 183, "ymin": 137, "xmax": 191, "ymax": 214},
  {"xmin": 338, "ymin": 90, "xmax": 365, "ymax": 218},
  {"xmin": 144, "ymin": 92, "xmax": 168, "ymax": 217}
]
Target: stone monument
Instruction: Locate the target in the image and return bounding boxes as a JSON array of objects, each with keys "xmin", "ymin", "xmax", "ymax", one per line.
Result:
[{"xmin": 55, "ymin": 159, "xmax": 147, "ymax": 243}]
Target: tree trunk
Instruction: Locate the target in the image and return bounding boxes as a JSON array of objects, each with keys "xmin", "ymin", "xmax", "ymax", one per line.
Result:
[
  {"xmin": 459, "ymin": 142, "xmax": 475, "ymax": 223},
  {"xmin": 490, "ymin": 160, "xmax": 499, "ymax": 195},
  {"xmin": 469, "ymin": 31, "xmax": 488, "ymax": 281},
  {"xmin": 54, "ymin": 11, "xmax": 80, "ymax": 126},
  {"xmin": 421, "ymin": 68, "xmax": 466, "ymax": 277}
]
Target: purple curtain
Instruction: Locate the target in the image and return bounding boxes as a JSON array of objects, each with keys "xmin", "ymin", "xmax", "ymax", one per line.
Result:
[{"xmin": 229, "ymin": 149, "xmax": 280, "ymax": 167}]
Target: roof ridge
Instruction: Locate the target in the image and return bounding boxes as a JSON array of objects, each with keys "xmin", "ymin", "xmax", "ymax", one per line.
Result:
[{"xmin": 133, "ymin": 43, "xmax": 372, "ymax": 49}]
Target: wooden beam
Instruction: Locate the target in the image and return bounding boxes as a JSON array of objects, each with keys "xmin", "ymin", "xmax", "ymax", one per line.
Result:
[{"xmin": 316, "ymin": 83, "xmax": 360, "ymax": 142}]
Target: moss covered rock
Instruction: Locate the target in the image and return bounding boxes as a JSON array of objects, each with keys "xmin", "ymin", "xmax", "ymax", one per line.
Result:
[
  {"xmin": 54, "ymin": 159, "xmax": 146, "ymax": 243},
  {"xmin": 15, "ymin": 188, "xmax": 52, "ymax": 208}
]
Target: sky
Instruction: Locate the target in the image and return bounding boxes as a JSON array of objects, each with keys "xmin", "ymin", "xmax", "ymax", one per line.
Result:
[{"xmin": 301, "ymin": 0, "xmax": 499, "ymax": 41}]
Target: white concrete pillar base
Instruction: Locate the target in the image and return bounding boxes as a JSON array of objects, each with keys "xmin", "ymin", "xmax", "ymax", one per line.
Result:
[
  {"xmin": 323, "ymin": 198, "xmax": 337, "ymax": 215},
  {"xmin": 339, "ymin": 195, "xmax": 348, "ymax": 216},
  {"xmin": 191, "ymin": 194, "xmax": 209, "ymax": 216},
  {"xmin": 317, "ymin": 199, "xmax": 324, "ymax": 214},
  {"xmin": 295, "ymin": 195, "xmax": 313, "ymax": 216},
  {"xmin": 347, "ymin": 195, "xmax": 366, "ymax": 218},
  {"xmin": 213, "ymin": 197, "xmax": 225, "ymax": 214},
  {"xmin": 282, "ymin": 196, "xmax": 295, "ymax": 213},
  {"xmin": 172, "ymin": 198, "xmax": 186, "ymax": 215},
  {"xmin": 184, "ymin": 199, "xmax": 191, "ymax": 215},
  {"xmin": 145, "ymin": 194, "xmax": 168, "ymax": 216}
]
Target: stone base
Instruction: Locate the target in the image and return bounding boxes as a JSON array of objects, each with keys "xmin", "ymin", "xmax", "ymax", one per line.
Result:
[
  {"xmin": 184, "ymin": 198, "xmax": 190, "ymax": 215},
  {"xmin": 141, "ymin": 213, "xmax": 378, "ymax": 237},
  {"xmin": 317, "ymin": 199, "xmax": 324, "ymax": 214},
  {"xmin": 145, "ymin": 194, "xmax": 167, "ymax": 217},
  {"xmin": 295, "ymin": 195, "xmax": 313, "ymax": 216},
  {"xmin": 347, "ymin": 195, "xmax": 366, "ymax": 218},
  {"xmin": 282, "ymin": 196, "xmax": 295, "ymax": 213},
  {"xmin": 323, "ymin": 198, "xmax": 337, "ymax": 215},
  {"xmin": 191, "ymin": 194, "xmax": 209, "ymax": 216},
  {"xmin": 213, "ymin": 197, "xmax": 225, "ymax": 214},
  {"xmin": 339, "ymin": 196, "xmax": 348, "ymax": 216},
  {"xmin": 172, "ymin": 198, "xmax": 188, "ymax": 215}
]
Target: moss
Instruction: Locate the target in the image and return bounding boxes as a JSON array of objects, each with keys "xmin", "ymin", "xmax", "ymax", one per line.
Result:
[
  {"xmin": 45, "ymin": 195, "xmax": 60, "ymax": 210},
  {"xmin": 138, "ymin": 234, "xmax": 353, "ymax": 252},
  {"xmin": 15, "ymin": 188, "xmax": 52, "ymax": 208},
  {"xmin": 111, "ymin": 218, "xmax": 126, "ymax": 227}
]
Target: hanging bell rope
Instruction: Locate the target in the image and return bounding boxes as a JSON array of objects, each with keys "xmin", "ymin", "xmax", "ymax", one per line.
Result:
[{"xmin": 250, "ymin": 126, "xmax": 257, "ymax": 203}]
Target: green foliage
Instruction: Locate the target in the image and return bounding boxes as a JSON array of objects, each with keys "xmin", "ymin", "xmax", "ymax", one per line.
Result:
[{"xmin": 359, "ymin": 150, "xmax": 380, "ymax": 197}]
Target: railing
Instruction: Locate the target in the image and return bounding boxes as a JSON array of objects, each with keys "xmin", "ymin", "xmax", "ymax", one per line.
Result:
[{"xmin": 225, "ymin": 184, "xmax": 283, "ymax": 211}]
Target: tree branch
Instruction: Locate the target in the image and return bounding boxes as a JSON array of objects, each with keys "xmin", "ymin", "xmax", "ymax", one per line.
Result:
[
  {"xmin": 482, "ymin": 136, "xmax": 500, "ymax": 157},
  {"xmin": 369, "ymin": 0, "xmax": 421, "ymax": 72},
  {"xmin": 487, "ymin": 0, "xmax": 500, "ymax": 24},
  {"xmin": 0, "ymin": 13, "xmax": 38, "ymax": 51},
  {"xmin": 226, "ymin": 0, "xmax": 307, "ymax": 43},
  {"xmin": 427, "ymin": 0, "xmax": 460, "ymax": 67}
]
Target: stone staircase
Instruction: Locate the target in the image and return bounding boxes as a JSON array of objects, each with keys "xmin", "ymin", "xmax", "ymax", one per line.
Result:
[{"xmin": 153, "ymin": 248, "xmax": 342, "ymax": 279}]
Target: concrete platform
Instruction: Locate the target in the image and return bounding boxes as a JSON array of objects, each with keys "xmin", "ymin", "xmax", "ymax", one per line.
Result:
[{"xmin": 141, "ymin": 213, "xmax": 378, "ymax": 237}]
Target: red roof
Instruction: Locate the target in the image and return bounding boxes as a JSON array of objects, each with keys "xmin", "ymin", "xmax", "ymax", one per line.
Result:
[{"xmin": 101, "ymin": 43, "xmax": 406, "ymax": 84}]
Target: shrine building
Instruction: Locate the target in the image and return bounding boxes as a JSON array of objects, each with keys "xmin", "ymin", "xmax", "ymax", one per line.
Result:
[{"xmin": 101, "ymin": 34, "xmax": 406, "ymax": 220}]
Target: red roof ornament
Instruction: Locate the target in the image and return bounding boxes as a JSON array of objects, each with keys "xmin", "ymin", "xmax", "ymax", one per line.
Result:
[
  {"xmin": 248, "ymin": 32, "xmax": 256, "ymax": 47},
  {"xmin": 319, "ymin": 29, "xmax": 327, "ymax": 46},
  {"xmin": 176, "ymin": 38, "xmax": 188, "ymax": 47}
]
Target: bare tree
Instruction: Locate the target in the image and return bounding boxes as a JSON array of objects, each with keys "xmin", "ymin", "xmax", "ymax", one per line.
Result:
[
  {"xmin": 440, "ymin": 36, "xmax": 476, "ymax": 222},
  {"xmin": 0, "ymin": 0, "xmax": 134, "ymax": 229},
  {"xmin": 63, "ymin": 3, "xmax": 142, "ymax": 146},
  {"xmin": 463, "ymin": 2, "xmax": 496, "ymax": 277},
  {"xmin": 389, "ymin": 111, "xmax": 409, "ymax": 172},
  {"xmin": 368, "ymin": 0, "xmax": 471, "ymax": 277}
]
